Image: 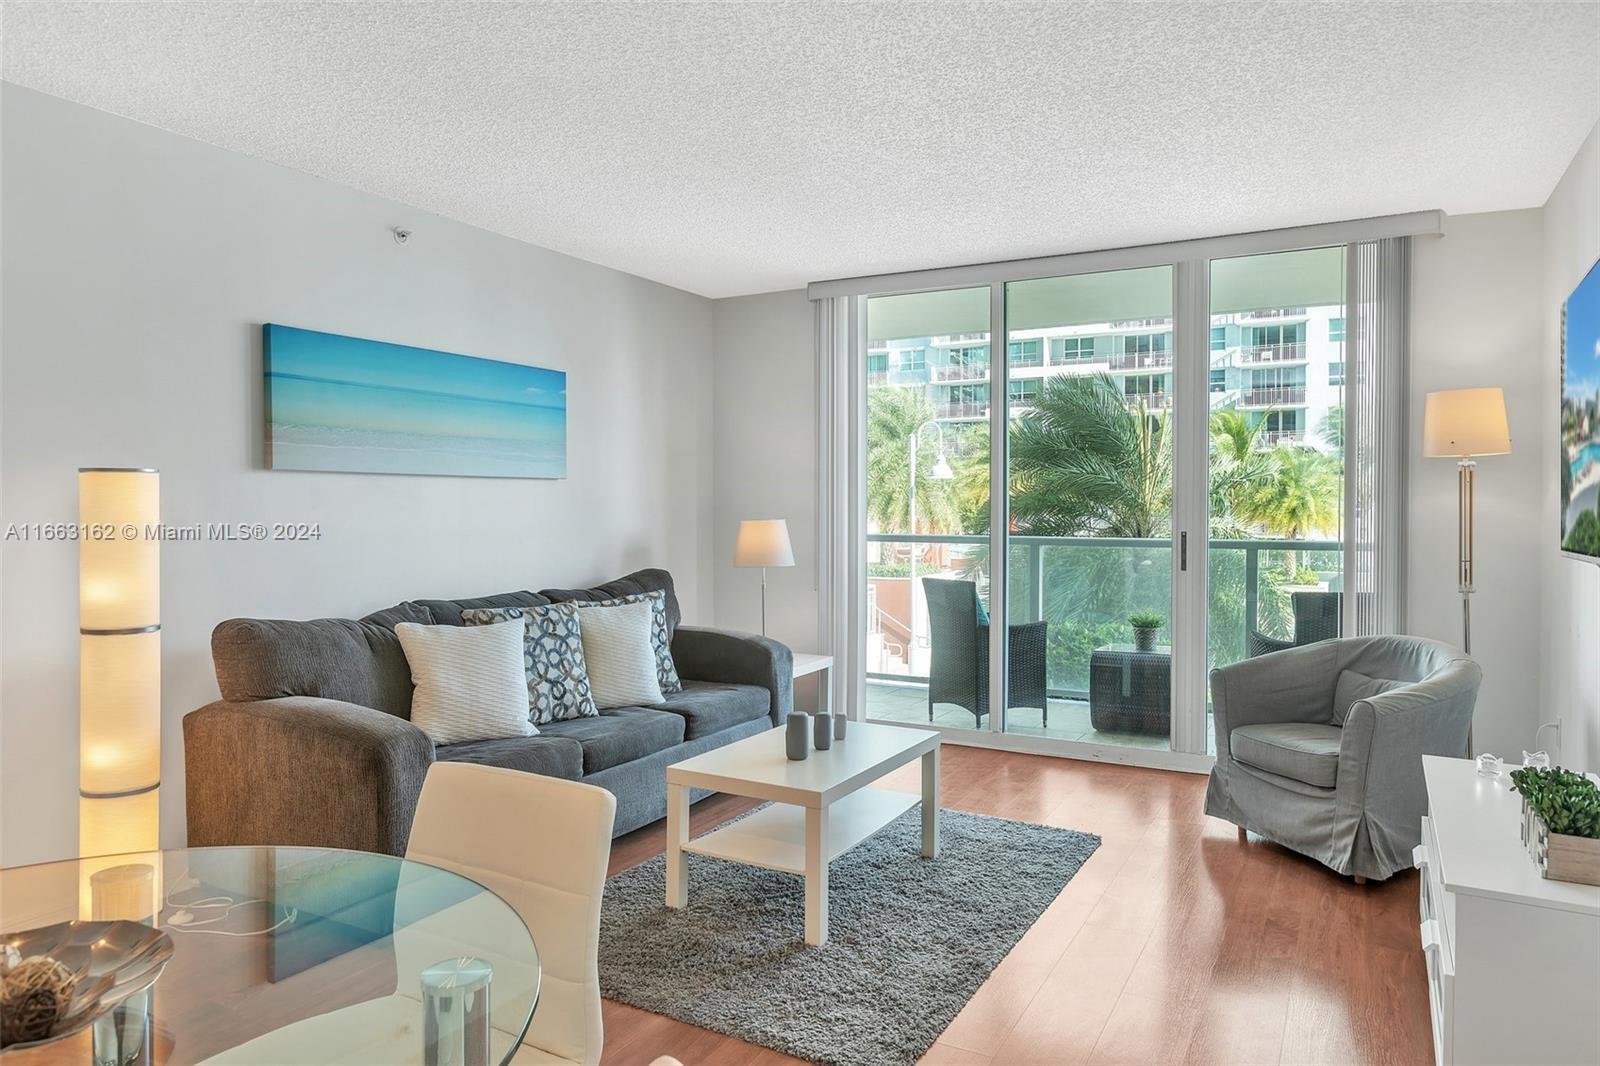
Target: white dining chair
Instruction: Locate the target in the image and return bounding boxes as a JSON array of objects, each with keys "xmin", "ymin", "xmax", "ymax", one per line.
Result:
[
  {"xmin": 407, "ymin": 761, "xmax": 617, "ymax": 1066},
  {"xmin": 201, "ymin": 762, "xmax": 616, "ymax": 1066}
]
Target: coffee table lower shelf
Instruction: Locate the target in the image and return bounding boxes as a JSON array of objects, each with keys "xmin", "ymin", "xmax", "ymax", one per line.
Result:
[{"xmin": 681, "ymin": 788, "xmax": 920, "ymax": 875}]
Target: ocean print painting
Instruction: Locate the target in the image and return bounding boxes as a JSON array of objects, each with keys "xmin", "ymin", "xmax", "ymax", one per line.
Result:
[
  {"xmin": 264, "ymin": 324, "xmax": 566, "ymax": 479},
  {"xmin": 1560, "ymin": 258, "xmax": 1600, "ymax": 561}
]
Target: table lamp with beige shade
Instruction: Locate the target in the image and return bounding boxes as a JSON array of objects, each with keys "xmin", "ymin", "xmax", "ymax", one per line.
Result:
[
  {"xmin": 733, "ymin": 519, "xmax": 794, "ymax": 636},
  {"xmin": 1423, "ymin": 388, "xmax": 1511, "ymax": 657}
]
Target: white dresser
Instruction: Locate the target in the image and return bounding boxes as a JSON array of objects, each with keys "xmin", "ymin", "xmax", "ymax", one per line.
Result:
[{"xmin": 1417, "ymin": 756, "xmax": 1600, "ymax": 1065}]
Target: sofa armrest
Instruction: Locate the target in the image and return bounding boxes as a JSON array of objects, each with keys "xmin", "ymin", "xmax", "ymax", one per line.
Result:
[
  {"xmin": 670, "ymin": 625, "xmax": 794, "ymax": 725},
  {"xmin": 183, "ymin": 696, "xmax": 435, "ymax": 856},
  {"xmin": 1210, "ymin": 641, "xmax": 1342, "ymax": 757}
]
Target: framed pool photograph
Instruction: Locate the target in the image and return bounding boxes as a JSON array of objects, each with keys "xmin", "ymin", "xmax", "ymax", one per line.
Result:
[{"xmin": 1560, "ymin": 257, "xmax": 1600, "ymax": 564}]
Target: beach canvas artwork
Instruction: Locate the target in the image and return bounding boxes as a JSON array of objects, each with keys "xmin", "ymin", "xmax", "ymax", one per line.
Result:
[
  {"xmin": 1561, "ymin": 258, "xmax": 1600, "ymax": 562},
  {"xmin": 264, "ymin": 324, "xmax": 566, "ymax": 479}
]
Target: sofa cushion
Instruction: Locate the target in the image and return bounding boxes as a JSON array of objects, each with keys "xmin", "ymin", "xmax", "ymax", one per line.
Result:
[
  {"xmin": 539, "ymin": 568, "xmax": 681, "ymax": 637},
  {"xmin": 577, "ymin": 600, "xmax": 665, "ymax": 709},
  {"xmin": 1333, "ymin": 668, "xmax": 1408, "ymax": 727},
  {"xmin": 416, "ymin": 590, "xmax": 551, "ymax": 628},
  {"xmin": 654, "ymin": 680, "xmax": 770, "ymax": 740},
  {"xmin": 395, "ymin": 619, "xmax": 535, "ymax": 745},
  {"xmin": 461, "ymin": 604, "xmax": 597, "ymax": 724},
  {"xmin": 212, "ymin": 616, "xmax": 417, "ymax": 719},
  {"xmin": 572, "ymin": 590, "xmax": 682, "ymax": 695},
  {"xmin": 1230, "ymin": 722, "xmax": 1343, "ymax": 789},
  {"xmin": 539, "ymin": 707, "xmax": 685, "ymax": 774},
  {"xmin": 362, "ymin": 601, "xmax": 434, "ymax": 631},
  {"xmin": 434, "ymin": 734, "xmax": 583, "ymax": 780}
]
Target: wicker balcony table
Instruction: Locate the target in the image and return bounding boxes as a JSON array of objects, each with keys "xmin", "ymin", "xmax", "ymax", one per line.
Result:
[{"xmin": 1088, "ymin": 643, "xmax": 1172, "ymax": 736}]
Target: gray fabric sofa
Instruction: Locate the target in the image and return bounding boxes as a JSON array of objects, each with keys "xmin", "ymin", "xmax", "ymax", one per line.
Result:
[
  {"xmin": 1205, "ymin": 634, "xmax": 1481, "ymax": 882},
  {"xmin": 183, "ymin": 569, "xmax": 792, "ymax": 855}
]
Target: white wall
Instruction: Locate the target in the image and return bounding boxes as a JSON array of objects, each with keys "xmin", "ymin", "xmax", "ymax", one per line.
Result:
[
  {"xmin": 710, "ymin": 290, "xmax": 819, "ymax": 654},
  {"xmin": 0, "ymin": 86, "xmax": 716, "ymax": 867},
  {"xmin": 1408, "ymin": 209, "xmax": 1548, "ymax": 758},
  {"xmin": 1541, "ymin": 122, "xmax": 1600, "ymax": 773}
]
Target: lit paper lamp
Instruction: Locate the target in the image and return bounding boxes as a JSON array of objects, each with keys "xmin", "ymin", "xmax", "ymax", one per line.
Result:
[
  {"xmin": 79, "ymin": 467, "xmax": 160, "ymax": 920},
  {"xmin": 733, "ymin": 519, "xmax": 794, "ymax": 636}
]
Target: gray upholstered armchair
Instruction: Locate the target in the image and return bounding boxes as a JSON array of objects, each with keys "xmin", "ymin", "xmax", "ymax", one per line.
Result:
[{"xmin": 1205, "ymin": 635, "xmax": 1481, "ymax": 883}]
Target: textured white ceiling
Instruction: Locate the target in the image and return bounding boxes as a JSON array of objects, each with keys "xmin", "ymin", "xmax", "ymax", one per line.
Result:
[{"xmin": 5, "ymin": 2, "xmax": 1598, "ymax": 298}]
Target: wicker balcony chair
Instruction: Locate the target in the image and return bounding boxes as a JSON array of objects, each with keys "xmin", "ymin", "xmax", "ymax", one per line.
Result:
[
  {"xmin": 1247, "ymin": 590, "xmax": 1343, "ymax": 657},
  {"xmin": 921, "ymin": 577, "xmax": 1049, "ymax": 727}
]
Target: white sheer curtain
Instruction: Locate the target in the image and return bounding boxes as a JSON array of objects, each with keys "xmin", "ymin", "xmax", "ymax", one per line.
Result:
[
  {"xmin": 1344, "ymin": 237, "xmax": 1410, "ymax": 636},
  {"xmin": 813, "ymin": 295, "xmax": 851, "ymax": 713}
]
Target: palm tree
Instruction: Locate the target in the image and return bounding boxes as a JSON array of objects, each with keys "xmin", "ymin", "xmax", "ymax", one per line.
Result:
[
  {"xmin": 865, "ymin": 386, "xmax": 960, "ymax": 536},
  {"xmin": 1208, "ymin": 409, "xmax": 1276, "ymax": 535},
  {"xmin": 1319, "ymin": 405, "xmax": 1345, "ymax": 451},
  {"xmin": 1210, "ymin": 409, "xmax": 1260, "ymax": 462},
  {"xmin": 1240, "ymin": 446, "xmax": 1343, "ymax": 540},
  {"xmin": 1010, "ymin": 373, "xmax": 1171, "ymax": 537}
]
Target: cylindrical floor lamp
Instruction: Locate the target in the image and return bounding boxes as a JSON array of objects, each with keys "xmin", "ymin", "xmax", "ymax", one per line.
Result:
[
  {"xmin": 1422, "ymin": 389, "xmax": 1511, "ymax": 657},
  {"xmin": 78, "ymin": 467, "xmax": 161, "ymax": 920}
]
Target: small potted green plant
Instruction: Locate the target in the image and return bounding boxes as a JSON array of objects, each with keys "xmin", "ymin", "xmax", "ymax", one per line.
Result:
[
  {"xmin": 1129, "ymin": 610, "xmax": 1164, "ymax": 653},
  {"xmin": 1512, "ymin": 766, "xmax": 1600, "ymax": 885}
]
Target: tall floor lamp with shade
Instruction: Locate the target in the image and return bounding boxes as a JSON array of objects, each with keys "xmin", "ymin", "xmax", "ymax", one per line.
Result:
[
  {"xmin": 734, "ymin": 519, "xmax": 794, "ymax": 637},
  {"xmin": 1422, "ymin": 388, "xmax": 1511, "ymax": 658}
]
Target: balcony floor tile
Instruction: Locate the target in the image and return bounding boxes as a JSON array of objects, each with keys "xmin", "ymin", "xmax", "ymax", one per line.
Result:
[{"xmin": 865, "ymin": 680, "xmax": 1171, "ymax": 750}]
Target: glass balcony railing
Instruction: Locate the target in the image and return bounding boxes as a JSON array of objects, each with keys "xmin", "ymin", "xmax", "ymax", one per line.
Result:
[
  {"xmin": 1107, "ymin": 350, "xmax": 1173, "ymax": 371},
  {"xmin": 933, "ymin": 401, "xmax": 990, "ymax": 419},
  {"xmin": 932, "ymin": 362, "xmax": 989, "ymax": 382},
  {"xmin": 1240, "ymin": 386, "xmax": 1307, "ymax": 406},
  {"xmin": 1239, "ymin": 343, "xmax": 1308, "ymax": 364},
  {"xmin": 866, "ymin": 532, "xmax": 1340, "ymax": 700}
]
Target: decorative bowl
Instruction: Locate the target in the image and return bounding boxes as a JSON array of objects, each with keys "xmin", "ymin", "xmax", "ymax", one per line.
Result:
[{"xmin": 0, "ymin": 920, "xmax": 173, "ymax": 1050}]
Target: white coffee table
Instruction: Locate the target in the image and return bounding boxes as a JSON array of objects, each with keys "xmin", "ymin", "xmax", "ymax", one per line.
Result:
[{"xmin": 665, "ymin": 721, "xmax": 940, "ymax": 945}]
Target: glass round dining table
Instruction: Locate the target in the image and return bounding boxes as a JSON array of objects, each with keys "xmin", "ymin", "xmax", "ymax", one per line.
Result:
[{"xmin": 0, "ymin": 846, "xmax": 540, "ymax": 1065}]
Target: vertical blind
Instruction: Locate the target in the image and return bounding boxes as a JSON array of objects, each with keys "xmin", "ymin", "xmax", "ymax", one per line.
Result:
[{"xmin": 1344, "ymin": 237, "xmax": 1410, "ymax": 637}]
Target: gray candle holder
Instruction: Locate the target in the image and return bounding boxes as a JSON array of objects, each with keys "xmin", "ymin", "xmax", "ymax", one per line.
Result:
[
  {"xmin": 785, "ymin": 713, "xmax": 810, "ymax": 760},
  {"xmin": 813, "ymin": 709, "xmax": 832, "ymax": 750}
]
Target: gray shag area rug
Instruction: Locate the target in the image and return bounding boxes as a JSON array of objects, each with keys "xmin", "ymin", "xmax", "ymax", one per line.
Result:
[{"xmin": 599, "ymin": 806, "xmax": 1099, "ymax": 1066}]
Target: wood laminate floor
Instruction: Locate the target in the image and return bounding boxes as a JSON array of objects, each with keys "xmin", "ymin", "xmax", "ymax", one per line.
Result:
[{"xmin": 601, "ymin": 743, "xmax": 1431, "ymax": 1066}]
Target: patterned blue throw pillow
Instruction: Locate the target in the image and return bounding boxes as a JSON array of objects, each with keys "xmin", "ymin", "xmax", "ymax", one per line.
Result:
[
  {"xmin": 586, "ymin": 589, "xmax": 682, "ymax": 695},
  {"xmin": 461, "ymin": 603, "xmax": 598, "ymax": 723}
]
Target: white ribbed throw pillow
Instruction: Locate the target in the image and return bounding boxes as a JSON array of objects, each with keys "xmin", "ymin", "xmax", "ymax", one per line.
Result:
[
  {"xmin": 396, "ymin": 619, "xmax": 537, "ymax": 744},
  {"xmin": 577, "ymin": 600, "xmax": 665, "ymax": 709}
]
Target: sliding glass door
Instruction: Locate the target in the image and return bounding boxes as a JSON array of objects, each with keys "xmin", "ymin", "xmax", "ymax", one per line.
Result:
[
  {"xmin": 1205, "ymin": 249, "xmax": 1346, "ymax": 753},
  {"xmin": 1002, "ymin": 267, "xmax": 1176, "ymax": 750},
  {"xmin": 848, "ymin": 244, "xmax": 1358, "ymax": 767}
]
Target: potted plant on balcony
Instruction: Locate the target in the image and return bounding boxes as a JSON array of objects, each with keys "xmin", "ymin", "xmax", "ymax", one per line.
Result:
[{"xmin": 1129, "ymin": 610, "xmax": 1164, "ymax": 653}]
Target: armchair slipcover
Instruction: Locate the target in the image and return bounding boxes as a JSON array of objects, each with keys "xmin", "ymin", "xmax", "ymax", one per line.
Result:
[{"xmin": 1206, "ymin": 635, "xmax": 1480, "ymax": 882}]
